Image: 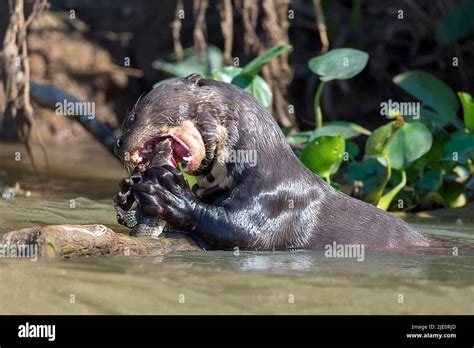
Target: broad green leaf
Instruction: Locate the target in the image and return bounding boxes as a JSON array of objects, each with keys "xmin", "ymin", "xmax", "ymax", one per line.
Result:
[
  {"xmin": 154, "ymin": 45, "xmax": 223, "ymax": 77},
  {"xmin": 308, "ymin": 48, "xmax": 369, "ymax": 81},
  {"xmin": 309, "ymin": 123, "xmax": 367, "ymax": 141},
  {"xmin": 345, "ymin": 158, "xmax": 380, "ymax": 181},
  {"xmin": 413, "ymin": 170, "xmax": 442, "ymax": 191},
  {"xmin": 420, "ymin": 106, "xmax": 450, "ymax": 127},
  {"xmin": 326, "ymin": 121, "xmax": 371, "ymax": 136},
  {"xmin": 242, "ymin": 44, "xmax": 292, "ymax": 76},
  {"xmin": 231, "ymin": 73, "xmax": 273, "ymax": 107},
  {"xmin": 286, "ymin": 131, "xmax": 312, "ymax": 145},
  {"xmin": 381, "ymin": 121, "xmax": 433, "ymax": 171},
  {"xmin": 345, "ymin": 159, "xmax": 385, "ymax": 194},
  {"xmin": 409, "ymin": 128, "xmax": 450, "ymax": 172},
  {"xmin": 393, "ymin": 71, "xmax": 459, "ymax": 124},
  {"xmin": 442, "ymin": 131, "xmax": 474, "ymax": 163},
  {"xmin": 365, "ymin": 119, "xmax": 403, "ymax": 158},
  {"xmin": 157, "ymin": 56, "xmax": 207, "ymax": 77},
  {"xmin": 436, "ymin": 1, "xmax": 474, "ymax": 45},
  {"xmin": 458, "ymin": 91, "xmax": 474, "ymax": 132},
  {"xmin": 207, "ymin": 45, "xmax": 225, "ymax": 71},
  {"xmin": 345, "ymin": 140, "xmax": 359, "ymax": 159},
  {"xmin": 251, "ymin": 75, "xmax": 273, "ymax": 107},
  {"xmin": 231, "ymin": 73, "xmax": 253, "ymax": 89},
  {"xmin": 211, "ymin": 66, "xmax": 243, "ymax": 83},
  {"xmin": 300, "ymin": 134, "xmax": 345, "ymax": 180}
]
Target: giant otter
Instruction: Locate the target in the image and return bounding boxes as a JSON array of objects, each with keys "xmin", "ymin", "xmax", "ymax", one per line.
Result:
[{"xmin": 114, "ymin": 73, "xmax": 430, "ymax": 250}]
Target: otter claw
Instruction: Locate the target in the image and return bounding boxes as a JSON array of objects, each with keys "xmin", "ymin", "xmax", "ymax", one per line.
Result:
[{"xmin": 115, "ymin": 190, "xmax": 130, "ymax": 204}]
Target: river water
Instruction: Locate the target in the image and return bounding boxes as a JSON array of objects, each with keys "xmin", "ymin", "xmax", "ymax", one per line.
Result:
[{"xmin": 0, "ymin": 142, "xmax": 473, "ymax": 314}]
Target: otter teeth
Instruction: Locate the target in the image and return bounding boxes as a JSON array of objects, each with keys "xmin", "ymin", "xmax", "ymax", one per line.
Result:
[
  {"xmin": 182, "ymin": 155, "xmax": 192, "ymax": 162},
  {"xmin": 131, "ymin": 152, "xmax": 143, "ymax": 164}
]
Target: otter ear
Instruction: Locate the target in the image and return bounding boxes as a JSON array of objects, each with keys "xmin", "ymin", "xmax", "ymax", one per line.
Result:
[{"xmin": 186, "ymin": 73, "xmax": 203, "ymax": 86}]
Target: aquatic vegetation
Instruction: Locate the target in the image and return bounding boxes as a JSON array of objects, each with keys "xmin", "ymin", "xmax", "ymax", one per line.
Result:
[
  {"xmin": 153, "ymin": 45, "xmax": 473, "ymax": 212},
  {"xmin": 153, "ymin": 44, "xmax": 292, "ymax": 108},
  {"xmin": 292, "ymin": 50, "xmax": 474, "ymax": 211}
]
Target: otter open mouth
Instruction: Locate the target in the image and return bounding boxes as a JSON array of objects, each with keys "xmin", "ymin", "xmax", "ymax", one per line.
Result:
[
  {"xmin": 130, "ymin": 133, "xmax": 193, "ymax": 170},
  {"xmin": 129, "ymin": 121, "xmax": 206, "ymax": 172}
]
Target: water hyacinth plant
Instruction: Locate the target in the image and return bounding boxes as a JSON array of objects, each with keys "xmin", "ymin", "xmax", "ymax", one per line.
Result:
[{"xmin": 153, "ymin": 45, "xmax": 473, "ymax": 212}]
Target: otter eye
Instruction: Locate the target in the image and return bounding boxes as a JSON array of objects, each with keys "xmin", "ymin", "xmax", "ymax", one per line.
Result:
[{"xmin": 124, "ymin": 113, "xmax": 136, "ymax": 128}]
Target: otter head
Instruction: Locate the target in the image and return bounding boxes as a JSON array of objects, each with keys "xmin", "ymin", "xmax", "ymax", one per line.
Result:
[{"xmin": 115, "ymin": 73, "xmax": 235, "ymax": 178}]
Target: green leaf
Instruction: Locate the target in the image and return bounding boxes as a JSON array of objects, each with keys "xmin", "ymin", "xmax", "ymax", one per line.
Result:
[
  {"xmin": 286, "ymin": 131, "xmax": 312, "ymax": 145},
  {"xmin": 419, "ymin": 106, "xmax": 450, "ymax": 127},
  {"xmin": 442, "ymin": 131, "xmax": 474, "ymax": 163},
  {"xmin": 325, "ymin": 121, "xmax": 372, "ymax": 136},
  {"xmin": 308, "ymin": 48, "xmax": 369, "ymax": 81},
  {"xmin": 345, "ymin": 158, "xmax": 380, "ymax": 181},
  {"xmin": 157, "ymin": 56, "xmax": 207, "ymax": 77},
  {"xmin": 436, "ymin": 1, "xmax": 474, "ymax": 45},
  {"xmin": 409, "ymin": 128, "xmax": 449, "ymax": 172},
  {"xmin": 231, "ymin": 73, "xmax": 273, "ymax": 107},
  {"xmin": 413, "ymin": 170, "xmax": 443, "ymax": 191},
  {"xmin": 154, "ymin": 45, "xmax": 223, "ymax": 77},
  {"xmin": 365, "ymin": 119, "xmax": 403, "ymax": 158},
  {"xmin": 299, "ymin": 134, "xmax": 345, "ymax": 180},
  {"xmin": 231, "ymin": 73, "xmax": 253, "ymax": 89},
  {"xmin": 458, "ymin": 91, "xmax": 474, "ymax": 132},
  {"xmin": 393, "ymin": 70, "xmax": 459, "ymax": 125},
  {"xmin": 251, "ymin": 75, "xmax": 273, "ymax": 107},
  {"xmin": 381, "ymin": 121, "xmax": 433, "ymax": 171},
  {"xmin": 345, "ymin": 140, "xmax": 359, "ymax": 159},
  {"xmin": 211, "ymin": 66, "xmax": 243, "ymax": 83},
  {"xmin": 345, "ymin": 159, "xmax": 385, "ymax": 194},
  {"xmin": 309, "ymin": 123, "xmax": 367, "ymax": 142},
  {"xmin": 207, "ymin": 45, "xmax": 225, "ymax": 71},
  {"xmin": 242, "ymin": 44, "xmax": 292, "ymax": 76}
]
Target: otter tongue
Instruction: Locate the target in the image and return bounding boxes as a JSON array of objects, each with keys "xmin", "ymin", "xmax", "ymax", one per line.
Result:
[
  {"xmin": 149, "ymin": 138, "xmax": 173, "ymax": 167},
  {"xmin": 172, "ymin": 140, "xmax": 191, "ymax": 159}
]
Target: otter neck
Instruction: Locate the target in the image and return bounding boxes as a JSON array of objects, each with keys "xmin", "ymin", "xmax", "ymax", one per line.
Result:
[{"xmin": 192, "ymin": 157, "xmax": 239, "ymax": 204}]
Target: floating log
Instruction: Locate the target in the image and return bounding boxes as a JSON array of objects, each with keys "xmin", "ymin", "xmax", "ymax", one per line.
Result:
[{"xmin": 2, "ymin": 224, "xmax": 200, "ymax": 259}]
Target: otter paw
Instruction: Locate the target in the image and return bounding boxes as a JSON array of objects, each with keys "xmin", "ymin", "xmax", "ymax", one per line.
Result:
[{"xmin": 130, "ymin": 165, "xmax": 200, "ymax": 230}]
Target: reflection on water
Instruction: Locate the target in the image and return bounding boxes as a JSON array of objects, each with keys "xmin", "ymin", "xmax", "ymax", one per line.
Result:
[
  {"xmin": 0, "ymin": 217, "xmax": 472, "ymax": 315},
  {"xmin": 159, "ymin": 245, "xmax": 474, "ymax": 281},
  {"xmin": 0, "ymin": 143, "xmax": 473, "ymax": 314},
  {"xmin": 0, "ymin": 241, "xmax": 473, "ymax": 315}
]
